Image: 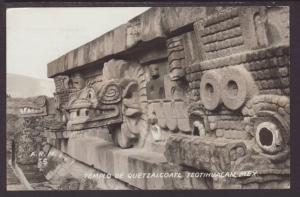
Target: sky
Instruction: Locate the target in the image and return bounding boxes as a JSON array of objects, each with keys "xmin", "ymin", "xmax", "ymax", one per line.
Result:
[{"xmin": 6, "ymin": 7, "xmax": 151, "ymax": 80}]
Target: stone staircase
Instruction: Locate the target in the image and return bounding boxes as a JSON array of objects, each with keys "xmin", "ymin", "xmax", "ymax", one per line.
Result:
[
  {"xmin": 14, "ymin": 163, "xmax": 57, "ymax": 190},
  {"xmin": 7, "ymin": 163, "xmax": 21, "ymax": 185},
  {"xmin": 6, "ymin": 162, "xmax": 28, "ymax": 190},
  {"xmin": 18, "ymin": 164, "xmax": 47, "ymax": 183}
]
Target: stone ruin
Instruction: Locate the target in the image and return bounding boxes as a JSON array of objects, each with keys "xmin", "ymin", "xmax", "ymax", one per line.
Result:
[
  {"xmin": 14, "ymin": 96, "xmax": 57, "ymax": 165},
  {"xmin": 16, "ymin": 6, "xmax": 290, "ymax": 189}
]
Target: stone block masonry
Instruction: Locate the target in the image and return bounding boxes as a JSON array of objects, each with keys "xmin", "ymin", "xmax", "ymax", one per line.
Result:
[{"xmin": 42, "ymin": 6, "xmax": 290, "ymax": 189}]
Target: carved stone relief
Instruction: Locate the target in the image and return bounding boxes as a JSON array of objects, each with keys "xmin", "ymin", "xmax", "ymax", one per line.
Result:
[{"xmin": 44, "ymin": 6, "xmax": 290, "ymax": 189}]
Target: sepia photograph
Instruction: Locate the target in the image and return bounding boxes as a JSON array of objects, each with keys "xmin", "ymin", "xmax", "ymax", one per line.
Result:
[{"xmin": 6, "ymin": 5, "xmax": 290, "ymax": 190}]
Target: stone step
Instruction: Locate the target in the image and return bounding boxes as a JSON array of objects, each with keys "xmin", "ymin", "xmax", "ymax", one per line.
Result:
[
  {"xmin": 7, "ymin": 177, "xmax": 21, "ymax": 185},
  {"xmin": 6, "ymin": 163, "xmax": 21, "ymax": 185},
  {"xmin": 31, "ymin": 182, "xmax": 57, "ymax": 190},
  {"xmin": 7, "ymin": 184, "xmax": 28, "ymax": 191},
  {"xmin": 18, "ymin": 164, "xmax": 47, "ymax": 183}
]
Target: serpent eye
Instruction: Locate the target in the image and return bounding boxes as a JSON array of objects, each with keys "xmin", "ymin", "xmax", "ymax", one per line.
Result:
[{"xmin": 255, "ymin": 121, "xmax": 284, "ymax": 154}]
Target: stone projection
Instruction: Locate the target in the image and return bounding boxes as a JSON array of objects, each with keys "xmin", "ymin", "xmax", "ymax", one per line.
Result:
[{"xmin": 21, "ymin": 6, "xmax": 289, "ymax": 190}]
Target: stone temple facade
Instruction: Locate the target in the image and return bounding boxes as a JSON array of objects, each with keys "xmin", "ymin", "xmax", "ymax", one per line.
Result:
[{"xmin": 17, "ymin": 6, "xmax": 290, "ymax": 189}]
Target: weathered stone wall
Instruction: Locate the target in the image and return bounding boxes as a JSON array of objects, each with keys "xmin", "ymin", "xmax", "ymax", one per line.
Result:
[
  {"xmin": 45, "ymin": 6, "xmax": 290, "ymax": 189},
  {"xmin": 13, "ymin": 96, "xmax": 58, "ymax": 165}
]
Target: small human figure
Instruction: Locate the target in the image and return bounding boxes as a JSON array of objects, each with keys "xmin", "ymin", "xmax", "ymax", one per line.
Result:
[{"xmin": 146, "ymin": 64, "xmax": 165, "ymax": 100}]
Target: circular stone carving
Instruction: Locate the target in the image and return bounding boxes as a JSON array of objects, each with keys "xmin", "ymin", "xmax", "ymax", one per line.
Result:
[
  {"xmin": 100, "ymin": 83, "xmax": 121, "ymax": 104},
  {"xmin": 200, "ymin": 70, "xmax": 222, "ymax": 110},
  {"xmin": 255, "ymin": 121, "xmax": 283, "ymax": 154},
  {"xmin": 220, "ymin": 67, "xmax": 257, "ymax": 110}
]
